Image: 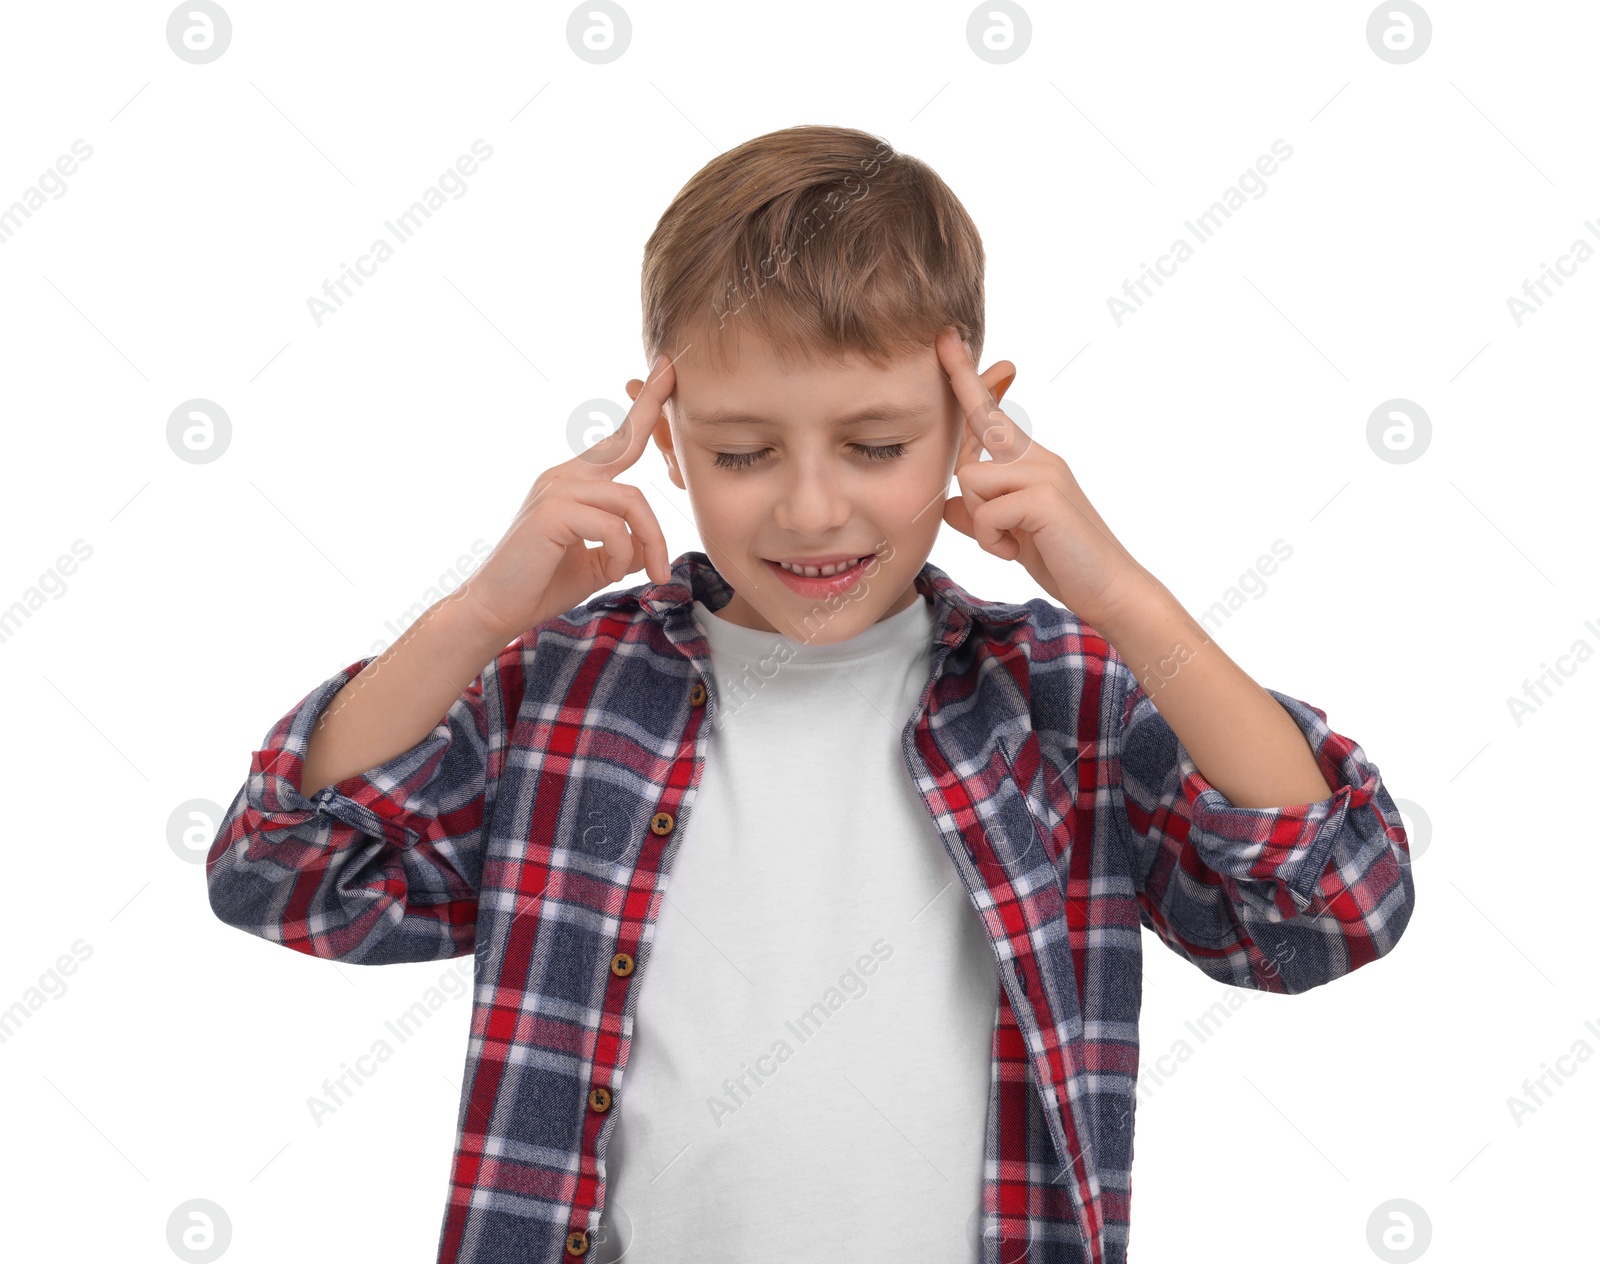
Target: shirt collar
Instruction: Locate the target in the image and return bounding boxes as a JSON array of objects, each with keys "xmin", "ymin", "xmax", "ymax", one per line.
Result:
[{"xmin": 587, "ymin": 549, "xmax": 1033, "ymax": 650}]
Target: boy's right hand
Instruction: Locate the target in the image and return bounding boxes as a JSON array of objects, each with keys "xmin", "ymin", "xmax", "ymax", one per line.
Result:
[{"xmin": 457, "ymin": 354, "xmax": 677, "ymax": 644}]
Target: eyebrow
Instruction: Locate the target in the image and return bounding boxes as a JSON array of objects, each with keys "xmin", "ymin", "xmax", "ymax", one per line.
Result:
[{"xmin": 684, "ymin": 401, "xmax": 932, "ymax": 428}]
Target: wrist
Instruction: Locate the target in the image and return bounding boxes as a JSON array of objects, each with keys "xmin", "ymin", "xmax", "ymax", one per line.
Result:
[
  {"xmin": 1084, "ymin": 566, "xmax": 1172, "ymax": 641},
  {"xmin": 436, "ymin": 586, "xmax": 521, "ymax": 655}
]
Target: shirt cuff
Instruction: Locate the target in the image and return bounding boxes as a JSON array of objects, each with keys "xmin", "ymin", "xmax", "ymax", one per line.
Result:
[
  {"xmin": 1172, "ymin": 688, "xmax": 1380, "ymax": 918},
  {"xmin": 241, "ymin": 655, "xmax": 437, "ymax": 851}
]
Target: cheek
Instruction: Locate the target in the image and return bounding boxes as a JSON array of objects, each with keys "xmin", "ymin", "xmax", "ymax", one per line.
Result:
[
  {"xmin": 930, "ymin": 428, "xmax": 963, "ymax": 480},
  {"xmin": 881, "ymin": 450, "xmax": 952, "ymax": 513}
]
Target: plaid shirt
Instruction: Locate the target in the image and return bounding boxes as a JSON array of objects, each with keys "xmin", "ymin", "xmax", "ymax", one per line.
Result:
[{"xmin": 207, "ymin": 549, "xmax": 1414, "ymax": 1264}]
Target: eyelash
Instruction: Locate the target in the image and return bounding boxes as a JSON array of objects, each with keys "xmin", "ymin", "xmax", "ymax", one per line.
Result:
[{"xmin": 711, "ymin": 442, "xmax": 909, "ymax": 471}]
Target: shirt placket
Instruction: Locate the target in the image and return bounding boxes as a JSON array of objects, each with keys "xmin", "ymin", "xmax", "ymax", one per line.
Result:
[{"xmin": 901, "ymin": 652, "xmax": 1109, "ymax": 1264}]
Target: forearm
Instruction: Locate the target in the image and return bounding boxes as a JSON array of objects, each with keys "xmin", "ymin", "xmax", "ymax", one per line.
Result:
[
  {"xmin": 1097, "ymin": 582, "xmax": 1332, "ymax": 810},
  {"xmin": 300, "ymin": 594, "xmax": 509, "ymax": 799}
]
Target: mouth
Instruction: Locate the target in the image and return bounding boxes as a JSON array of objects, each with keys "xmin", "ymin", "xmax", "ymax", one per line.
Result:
[{"xmin": 763, "ymin": 553, "xmax": 877, "ymax": 593}]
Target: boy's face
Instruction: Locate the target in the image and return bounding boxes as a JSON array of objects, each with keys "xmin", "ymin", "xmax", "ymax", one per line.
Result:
[{"xmin": 646, "ymin": 325, "xmax": 1013, "ymax": 643}]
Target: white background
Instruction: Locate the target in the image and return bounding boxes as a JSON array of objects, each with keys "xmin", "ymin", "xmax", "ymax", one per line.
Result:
[{"xmin": 0, "ymin": 2, "xmax": 1593, "ymax": 1261}]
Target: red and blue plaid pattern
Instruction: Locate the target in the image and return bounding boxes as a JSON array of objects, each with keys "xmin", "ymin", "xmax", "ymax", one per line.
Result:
[{"xmin": 207, "ymin": 550, "xmax": 1414, "ymax": 1263}]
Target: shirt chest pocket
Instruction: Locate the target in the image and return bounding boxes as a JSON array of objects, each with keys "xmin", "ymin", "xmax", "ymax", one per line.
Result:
[{"xmin": 989, "ymin": 728, "xmax": 1076, "ymax": 879}]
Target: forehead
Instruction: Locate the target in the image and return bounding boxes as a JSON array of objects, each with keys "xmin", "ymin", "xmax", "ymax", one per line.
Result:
[{"xmin": 671, "ymin": 327, "xmax": 943, "ymax": 428}]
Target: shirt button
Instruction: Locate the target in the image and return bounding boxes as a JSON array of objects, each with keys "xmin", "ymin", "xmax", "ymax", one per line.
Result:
[
  {"xmin": 589, "ymin": 1087, "xmax": 612, "ymax": 1112},
  {"xmin": 565, "ymin": 1230, "xmax": 589, "ymax": 1256},
  {"xmin": 650, "ymin": 811, "xmax": 675, "ymax": 836},
  {"xmin": 611, "ymin": 952, "xmax": 634, "ymax": 977},
  {"xmin": 689, "ymin": 681, "xmax": 707, "ymax": 706}
]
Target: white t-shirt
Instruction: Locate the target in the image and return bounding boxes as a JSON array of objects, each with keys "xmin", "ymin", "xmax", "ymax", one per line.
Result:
[{"xmin": 595, "ymin": 591, "xmax": 1000, "ymax": 1260}]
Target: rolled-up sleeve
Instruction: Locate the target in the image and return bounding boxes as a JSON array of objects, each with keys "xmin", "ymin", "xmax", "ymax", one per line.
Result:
[
  {"xmin": 206, "ymin": 647, "xmax": 512, "ymax": 966},
  {"xmin": 1116, "ymin": 674, "xmax": 1415, "ymax": 994}
]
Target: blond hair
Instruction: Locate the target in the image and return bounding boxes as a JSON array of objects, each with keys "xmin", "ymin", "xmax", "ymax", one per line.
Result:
[{"xmin": 640, "ymin": 124, "xmax": 985, "ymax": 375}]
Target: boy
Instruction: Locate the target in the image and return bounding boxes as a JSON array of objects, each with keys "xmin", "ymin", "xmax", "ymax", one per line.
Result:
[{"xmin": 207, "ymin": 124, "xmax": 1414, "ymax": 1264}]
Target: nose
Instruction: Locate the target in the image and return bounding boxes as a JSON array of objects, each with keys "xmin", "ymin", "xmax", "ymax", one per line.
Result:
[{"xmin": 770, "ymin": 451, "xmax": 854, "ymax": 537}]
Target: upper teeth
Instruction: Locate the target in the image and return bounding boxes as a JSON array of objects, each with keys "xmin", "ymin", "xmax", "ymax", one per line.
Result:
[{"xmin": 778, "ymin": 556, "xmax": 866, "ymax": 577}]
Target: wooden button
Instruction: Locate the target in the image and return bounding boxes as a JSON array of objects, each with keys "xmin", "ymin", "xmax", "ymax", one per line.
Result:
[
  {"xmin": 690, "ymin": 681, "xmax": 707, "ymax": 706},
  {"xmin": 565, "ymin": 1230, "xmax": 589, "ymax": 1256},
  {"xmin": 589, "ymin": 1087, "xmax": 612, "ymax": 1112},
  {"xmin": 650, "ymin": 811, "xmax": 674, "ymax": 835},
  {"xmin": 611, "ymin": 952, "xmax": 634, "ymax": 977}
]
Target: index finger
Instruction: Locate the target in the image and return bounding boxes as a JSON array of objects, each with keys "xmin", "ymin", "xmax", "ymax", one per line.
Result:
[
  {"xmin": 935, "ymin": 328, "xmax": 1029, "ymax": 465},
  {"xmin": 579, "ymin": 351, "xmax": 677, "ymax": 471}
]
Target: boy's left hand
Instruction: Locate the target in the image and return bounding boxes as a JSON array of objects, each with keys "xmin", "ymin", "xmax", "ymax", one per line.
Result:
[{"xmin": 935, "ymin": 327, "xmax": 1156, "ymax": 631}]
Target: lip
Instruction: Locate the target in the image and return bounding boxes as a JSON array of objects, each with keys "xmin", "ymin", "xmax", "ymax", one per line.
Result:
[{"xmin": 764, "ymin": 553, "xmax": 876, "ymax": 595}]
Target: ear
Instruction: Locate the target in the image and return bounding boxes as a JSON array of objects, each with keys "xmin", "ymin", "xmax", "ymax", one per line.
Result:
[
  {"xmin": 982, "ymin": 359, "xmax": 1017, "ymax": 405},
  {"xmin": 654, "ymin": 419, "xmax": 685, "ymax": 489},
  {"xmin": 627, "ymin": 377, "xmax": 685, "ymax": 489}
]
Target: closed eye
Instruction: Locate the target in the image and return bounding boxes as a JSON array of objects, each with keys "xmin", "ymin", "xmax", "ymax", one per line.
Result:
[{"xmin": 712, "ymin": 442, "xmax": 909, "ymax": 471}]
